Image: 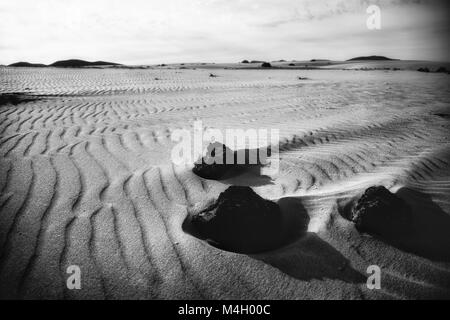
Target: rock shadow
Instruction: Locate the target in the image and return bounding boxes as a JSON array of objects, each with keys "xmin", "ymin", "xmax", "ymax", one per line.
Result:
[
  {"xmin": 253, "ymin": 232, "xmax": 366, "ymax": 283},
  {"xmin": 394, "ymin": 187, "xmax": 450, "ymax": 261},
  {"xmin": 253, "ymin": 196, "xmax": 365, "ymax": 283},
  {"xmin": 339, "ymin": 187, "xmax": 450, "ymax": 262},
  {"xmin": 219, "ymin": 163, "xmax": 274, "ymax": 187},
  {"xmin": 0, "ymin": 92, "xmax": 42, "ymax": 107},
  {"xmin": 184, "ymin": 192, "xmax": 365, "ymax": 283}
]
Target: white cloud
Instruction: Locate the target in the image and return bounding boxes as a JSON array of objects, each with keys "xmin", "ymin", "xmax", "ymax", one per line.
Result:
[{"xmin": 0, "ymin": 0, "xmax": 448, "ymax": 64}]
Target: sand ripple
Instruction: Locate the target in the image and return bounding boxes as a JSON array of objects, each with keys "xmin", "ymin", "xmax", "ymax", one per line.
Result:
[{"xmin": 0, "ymin": 68, "xmax": 449, "ymax": 299}]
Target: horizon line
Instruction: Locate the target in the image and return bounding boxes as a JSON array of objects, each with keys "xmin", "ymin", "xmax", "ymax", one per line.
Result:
[{"xmin": 3, "ymin": 57, "xmax": 450, "ymax": 66}]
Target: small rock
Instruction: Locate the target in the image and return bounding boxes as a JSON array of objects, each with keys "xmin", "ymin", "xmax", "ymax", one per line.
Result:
[
  {"xmin": 190, "ymin": 186, "xmax": 283, "ymax": 253},
  {"xmin": 261, "ymin": 62, "xmax": 272, "ymax": 68},
  {"xmin": 0, "ymin": 93, "xmax": 41, "ymax": 107},
  {"xmin": 417, "ymin": 67, "xmax": 430, "ymax": 73},
  {"xmin": 192, "ymin": 142, "xmax": 235, "ymax": 180},
  {"xmin": 193, "ymin": 142, "xmax": 271, "ymax": 180},
  {"xmin": 351, "ymin": 186, "xmax": 412, "ymax": 237}
]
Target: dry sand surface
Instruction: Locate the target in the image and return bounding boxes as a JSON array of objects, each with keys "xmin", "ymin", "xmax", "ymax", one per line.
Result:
[{"xmin": 0, "ymin": 67, "xmax": 449, "ymax": 299}]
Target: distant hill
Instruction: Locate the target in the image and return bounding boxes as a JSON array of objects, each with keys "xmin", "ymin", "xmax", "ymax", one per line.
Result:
[
  {"xmin": 49, "ymin": 59, "xmax": 121, "ymax": 67},
  {"xmin": 7, "ymin": 60, "xmax": 121, "ymax": 68},
  {"xmin": 347, "ymin": 56, "xmax": 396, "ymax": 61},
  {"xmin": 8, "ymin": 62, "xmax": 47, "ymax": 67}
]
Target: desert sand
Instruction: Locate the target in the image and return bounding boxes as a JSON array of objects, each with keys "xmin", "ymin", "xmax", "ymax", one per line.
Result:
[{"xmin": 0, "ymin": 65, "xmax": 449, "ymax": 299}]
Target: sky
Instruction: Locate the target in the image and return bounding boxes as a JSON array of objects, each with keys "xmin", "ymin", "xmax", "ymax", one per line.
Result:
[{"xmin": 0, "ymin": 0, "xmax": 449, "ymax": 65}]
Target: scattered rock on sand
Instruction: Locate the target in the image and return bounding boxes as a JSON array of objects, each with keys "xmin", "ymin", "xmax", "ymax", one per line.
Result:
[
  {"xmin": 436, "ymin": 66, "xmax": 448, "ymax": 73},
  {"xmin": 0, "ymin": 93, "xmax": 42, "ymax": 107},
  {"xmin": 193, "ymin": 142, "xmax": 235, "ymax": 180},
  {"xmin": 417, "ymin": 67, "xmax": 430, "ymax": 73},
  {"xmin": 434, "ymin": 113, "xmax": 450, "ymax": 119},
  {"xmin": 190, "ymin": 186, "xmax": 283, "ymax": 253},
  {"xmin": 192, "ymin": 142, "xmax": 271, "ymax": 180},
  {"xmin": 350, "ymin": 186, "xmax": 412, "ymax": 237}
]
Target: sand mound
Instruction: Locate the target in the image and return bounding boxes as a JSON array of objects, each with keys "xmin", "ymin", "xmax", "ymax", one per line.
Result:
[{"xmin": 0, "ymin": 68, "xmax": 449, "ymax": 299}]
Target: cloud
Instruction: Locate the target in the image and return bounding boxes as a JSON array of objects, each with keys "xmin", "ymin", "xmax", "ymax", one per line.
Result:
[{"xmin": 0, "ymin": 0, "xmax": 448, "ymax": 64}]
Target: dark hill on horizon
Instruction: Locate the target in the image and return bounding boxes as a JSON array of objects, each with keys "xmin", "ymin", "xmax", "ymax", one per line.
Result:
[
  {"xmin": 347, "ymin": 56, "xmax": 396, "ymax": 61},
  {"xmin": 49, "ymin": 59, "xmax": 121, "ymax": 67},
  {"xmin": 8, "ymin": 62, "xmax": 47, "ymax": 67},
  {"xmin": 7, "ymin": 59, "xmax": 121, "ymax": 68}
]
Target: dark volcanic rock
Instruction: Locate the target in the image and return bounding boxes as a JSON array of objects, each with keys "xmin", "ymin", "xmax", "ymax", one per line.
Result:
[
  {"xmin": 193, "ymin": 142, "xmax": 235, "ymax": 180},
  {"xmin": 417, "ymin": 67, "xmax": 430, "ymax": 73},
  {"xmin": 436, "ymin": 66, "xmax": 448, "ymax": 73},
  {"xmin": 261, "ymin": 62, "xmax": 272, "ymax": 68},
  {"xmin": 241, "ymin": 60, "xmax": 249, "ymax": 63},
  {"xmin": 0, "ymin": 93, "xmax": 42, "ymax": 107},
  {"xmin": 351, "ymin": 186, "xmax": 412, "ymax": 237},
  {"xmin": 192, "ymin": 142, "xmax": 271, "ymax": 180},
  {"xmin": 190, "ymin": 186, "xmax": 283, "ymax": 253}
]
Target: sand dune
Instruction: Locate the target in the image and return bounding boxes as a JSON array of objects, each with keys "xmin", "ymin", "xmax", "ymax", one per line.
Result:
[{"xmin": 0, "ymin": 67, "xmax": 449, "ymax": 299}]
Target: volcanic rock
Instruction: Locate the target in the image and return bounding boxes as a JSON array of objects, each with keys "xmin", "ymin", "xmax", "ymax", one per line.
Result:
[
  {"xmin": 192, "ymin": 142, "xmax": 235, "ymax": 180},
  {"xmin": 192, "ymin": 142, "xmax": 271, "ymax": 180},
  {"xmin": 190, "ymin": 186, "xmax": 283, "ymax": 253},
  {"xmin": 351, "ymin": 186, "xmax": 412, "ymax": 237}
]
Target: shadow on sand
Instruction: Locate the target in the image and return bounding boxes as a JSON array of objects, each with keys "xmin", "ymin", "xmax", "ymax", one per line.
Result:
[
  {"xmin": 389, "ymin": 187, "xmax": 450, "ymax": 261},
  {"xmin": 252, "ymin": 196, "xmax": 366, "ymax": 283},
  {"xmin": 190, "ymin": 159, "xmax": 367, "ymax": 282},
  {"xmin": 338, "ymin": 187, "xmax": 450, "ymax": 262},
  {"xmin": 219, "ymin": 164, "xmax": 274, "ymax": 187},
  {"xmin": 0, "ymin": 92, "xmax": 42, "ymax": 107}
]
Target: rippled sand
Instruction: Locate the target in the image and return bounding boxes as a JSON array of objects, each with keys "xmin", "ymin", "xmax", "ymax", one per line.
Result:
[{"xmin": 0, "ymin": 67, "xmax": 449, "ymax": 299}]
